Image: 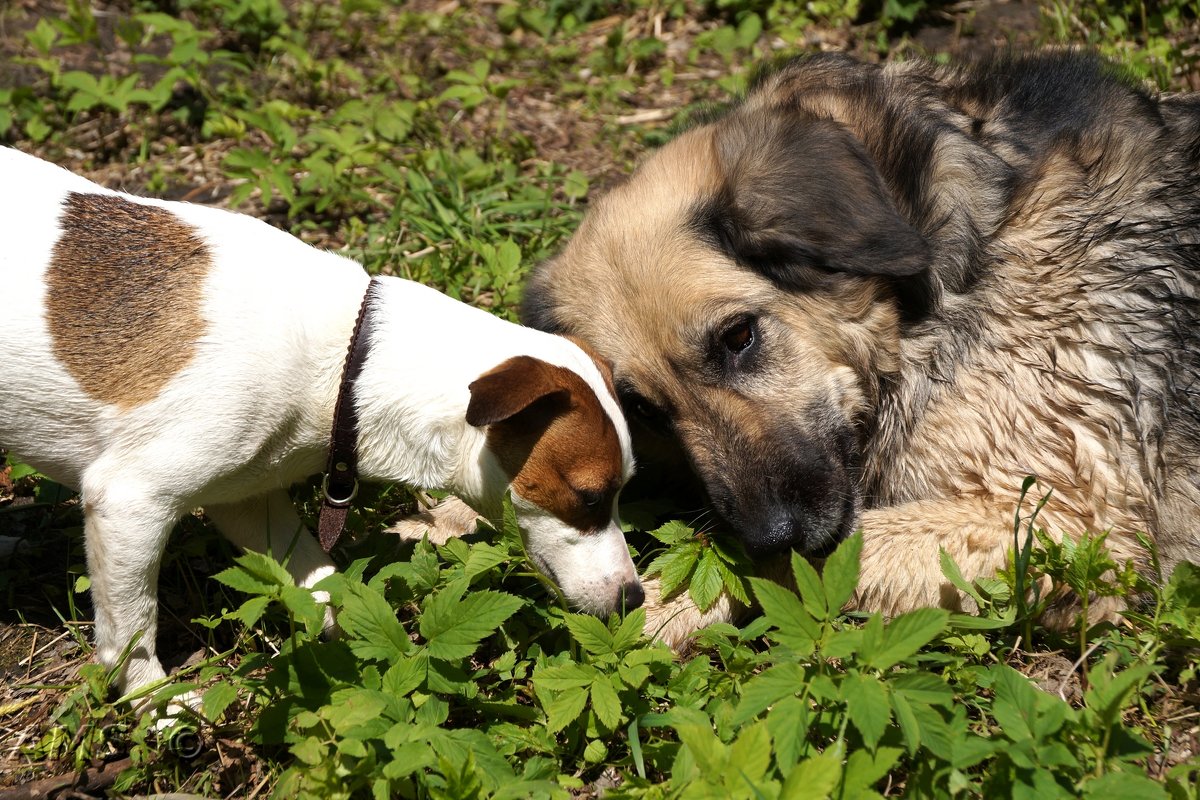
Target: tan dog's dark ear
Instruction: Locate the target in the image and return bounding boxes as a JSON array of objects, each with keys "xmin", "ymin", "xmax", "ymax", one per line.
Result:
[
  {"xmin": 699, "ymin": 109, "xmax": 929, "ymax": 281},
  {"xmin": 466, "ymin": 356, "xmax": 570, "ymax": 427}
]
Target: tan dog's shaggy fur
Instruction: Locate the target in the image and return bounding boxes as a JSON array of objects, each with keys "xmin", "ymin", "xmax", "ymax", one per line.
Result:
[{"xmin": 523, "ymin": 52, "xmax": 1200, "ymax": 644}]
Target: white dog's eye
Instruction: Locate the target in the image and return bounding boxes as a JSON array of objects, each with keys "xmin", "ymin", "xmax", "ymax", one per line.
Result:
[{"xmin": 577, "ymin": 488, "xmax": 604, "ymax": 508}]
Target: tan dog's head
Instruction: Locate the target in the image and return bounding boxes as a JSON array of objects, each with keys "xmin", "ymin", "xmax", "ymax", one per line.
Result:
[{"xmin": 523, "ymin": 100, "xmax": 930, "ymax": 558}]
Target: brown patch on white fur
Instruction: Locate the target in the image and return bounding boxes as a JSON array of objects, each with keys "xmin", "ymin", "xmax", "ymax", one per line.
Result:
[
  {"xmin": 47, "ymin": 193, "xmax": 210, "ymax": 408},
  {"xmin": 467, "ymin": 356, "xmax": 622, "ymax": 531}
]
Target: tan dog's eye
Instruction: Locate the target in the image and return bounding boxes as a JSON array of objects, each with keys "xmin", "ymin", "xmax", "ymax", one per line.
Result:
[
  {"xmin": 617, "ymin": 385, "xmax": 672, "ymax": 434},
  {"xmin": 722, "ymin": 319, "xmax": 755, "ymax": 353},
  {"xmin": 623, "ymin": 393, "xmax": 659, "ymax": 423}
]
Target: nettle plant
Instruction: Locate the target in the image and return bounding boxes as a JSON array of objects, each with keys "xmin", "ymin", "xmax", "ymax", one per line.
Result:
[{"xmin": 176, "ymin": 488, "xmax": 1199, "ymax": 800}]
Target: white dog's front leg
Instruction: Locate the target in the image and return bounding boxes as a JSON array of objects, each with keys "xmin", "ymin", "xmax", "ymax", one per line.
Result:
[
  {"xmin": 81, "ymin": 479, "xmax": 179, "ymax": 700},
  {"xmin": 205, "ymin": 490, "xmax": 339, "ymax": 634}
]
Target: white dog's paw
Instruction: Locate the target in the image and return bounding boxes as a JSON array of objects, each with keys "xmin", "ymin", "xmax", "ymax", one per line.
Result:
[
  {"xmin": 387, "ymin": 495, "xmax": 484, "ymax": 546},
  {"xmin": 318, "ymin": 594, "xmax": 343, "ymax": 640},
  {"xmin": 129, "ymin": 687, "xmax": 202, "ymax": 732},
  {"xmin": 640, "ymin": 576, "xmax": 743, "ymax": 653}
]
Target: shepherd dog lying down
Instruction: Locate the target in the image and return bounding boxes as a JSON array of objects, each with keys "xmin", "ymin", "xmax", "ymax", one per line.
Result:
[{"xmin": 521, "ymin": 51, "xmax": 1200, "ymax": 643}]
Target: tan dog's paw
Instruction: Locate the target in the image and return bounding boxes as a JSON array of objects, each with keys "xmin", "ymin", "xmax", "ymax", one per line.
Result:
[
  {"xmin": 387, "ymin": 495, "xmax": 484, "ymax": 546},
  {"xmin": 640, "ymin": 576, "xmax": 743, "ymax": 652},
  {"xmin": 1036, "ymin": 582, "xmax": 1128, "ymax": 632}
]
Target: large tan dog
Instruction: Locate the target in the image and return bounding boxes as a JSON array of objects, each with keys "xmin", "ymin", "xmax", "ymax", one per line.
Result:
[{"xmin": 522, "ymin": 52, "xmax": 1200, "ymax": 643}]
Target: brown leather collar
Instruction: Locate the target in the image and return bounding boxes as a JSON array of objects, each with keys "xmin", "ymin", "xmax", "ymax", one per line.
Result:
[{"xmin": 318, "ymin": 277, "xmax": 382, "ymax": 552}]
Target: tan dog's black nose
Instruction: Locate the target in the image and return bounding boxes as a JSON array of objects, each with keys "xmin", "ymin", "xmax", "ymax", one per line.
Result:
[{"xmin": 621, "ymin": 581, "xmax": 645, "ymax": 611}]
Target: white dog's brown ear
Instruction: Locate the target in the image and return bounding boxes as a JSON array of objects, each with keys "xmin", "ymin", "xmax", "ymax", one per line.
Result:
[
  {"xmin": 466, "ymin": 356, "xmax": 570, "ymax": 427},
  {"xmin": 697, "ymin": 108, "xmax": 929, "ymax": 283}
]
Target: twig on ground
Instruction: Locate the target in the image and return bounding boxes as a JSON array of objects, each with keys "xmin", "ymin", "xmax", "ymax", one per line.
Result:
[{"xmin": 0, "ymin": 756, "xmax": 132, "ymax": 800}]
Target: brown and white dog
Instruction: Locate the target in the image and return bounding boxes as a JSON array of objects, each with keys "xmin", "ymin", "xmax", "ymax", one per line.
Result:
[
  {"xmin": 0, "ymin": 147, "xmax": 641, "ymax": 702},
  {"xmin": 522, "ymin": 52, "xmax": 1200, "ymax": 644}
]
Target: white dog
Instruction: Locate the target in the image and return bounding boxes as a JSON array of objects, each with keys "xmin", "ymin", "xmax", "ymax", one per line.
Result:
[{"xmin": 0, "ymin": 147, "xmax": 641, "ymax": 702}]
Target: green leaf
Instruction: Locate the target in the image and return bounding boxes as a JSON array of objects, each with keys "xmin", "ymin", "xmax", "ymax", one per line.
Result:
[
  {"xmin": 781, "ymin": 749, "xmax": 841, "ymax": 799},
  {"xmin": 25, "ymin": 19, "xmax": 58, "ymax": 55},
  {"xmin": 841, "ymin": 671, "xmax": 891, "ymax": 749},
  {"xmin": 382, "ymin": 737, "xmax": 435, "ymax": 778},
  {"xmin": 889, "ymin": 671, "xmax": 955, "ymax": 706},
  {"xmin": 535, "ymin": 662, "xmax": 597, "ymax": 692},
  {"xmin": 590, "ymin": 675, "xmax": 623, "ymax": 730},
  {"xmin": 751, "ymin": 577, "xmax": 819, "ymax": 654},
  {"xmin": 212, "ymin": 564, "xmax": 272, "ymax": 603},
  {"xmin": 729, "ymin": 721, "xmax": 772, "ymax": 784},
  {"xmin": 419, "ymin": 588, "xmax": 524, "ymax": 661},
  {"xmin": 59, "ymin": 70, "xmax": 98, "ymax": 93},
  {"xmin": 5, "ymin": 458, "xmax": 40, "ymax": 480},
  {"xmin": 947, "ymin": 611, "xmax": 1016, "ymax": 629},
  {"xmin": 424, "ymin": 658, "xmax": 473, "ymax": 695},
  {"xmin": 843, "ymin": 746, "xmax": 903, "ymax": 795},
  {"xmin": 1084, "ymin": 659, "xmax": 1153, "ymax": 730},
  {"xmin": 858, "ymin": 612, "xmax": 884, "ymax": 662},
  {"xmin": 767, "ymin": 697, "xmax": 811, "ymax": 775},
  {"xmin": 339, "ymin": 582, "xmax": 413, "ymax": 663},
  {"xmin": 214, "ymin": 551, "xmax": 292, "ymax": 596},
  {"xmin": 822, "ymin": 531, "xmax": 862, "ymax": 614},
  {"xmin": 407, "ymin": 539, "xmax": 441, "ymax": 595},
  {"xmin": 440, "ymin": 537, "xmax": 470, "ymax": 566},
  {"xmin": 279, "ymin": 584, "xmax": 324, "ymax": 634},
  {"xmin": 735, "ymin": 11, "xmax": 762, "ymax": 47},
  {"xmin": 24, "ymin": 116, "xmax": 50, "ymax": 143},
  {"xmin": 734, "ymin": 663, "xmax": 807, "ymax": 724},
  {"xmin": 1081, "ymin": 771, "xmax": 1169, "ymax": 800},
  {"xmin": 564, "ymin": 613, "xmax": 614, "ymax": 655},
  {"xmin": 940, "ymin": 547, "xmax": 986, "ymax": 607},
  {"xmin": 690, "ymin": 549, "xmax": 725, "ymax": 612},
  {"xmin": 710, "ymin": 546, "xmax": 752, "ymax": 605},
  {"xmin": 656, "ymin": 543, "xmax": 700, "ymax": 599},
  {"xmin": 382, "ymin": 655, "xmax": 427, "ymax": 697},
  {"xmin": 890, "ymin": 691, "xmax": 921, "ymax": 754},
  {"xmin": 1164, "ymin": 560, "xmax": 1200, "ymax": 612},
  {"xmin": 202, "ymin": 681, "xmax": 239, "ymax": 722},
  {"xmin": 544, "ymin": 687, "xmax": 589, "ymax": 733},
  {"xmin": 292, "ymin": 735, "xmax": 325, "ymax": 766},
  {"xmin": 908, "ymin": 703, "xmax": 954, "ymax": 762},
  {"xmin": 791, "ymin": 551, "xmax": 827, "ymax": 620},
  {"xmin": 463, "ymin": 542, "xmax": 508, "ymax": 580},
  {"xmin": 649, "ymin": 520, "xmax": 698, "ymax": 546},
  {"xmin": 324, "ymin": 689, "xmax": 388, "ymax": 735},
  {"xmin": 674, "ymin": 721, "xmax": 726, "ymax": 776},
  {"xmin": 583, "ymin": 737, "xmax": 609, "ymax": 763},
  {"xmin": 236, "ymin": 550, "xmax": 294, "ymax": 589},
  {"xmin": 500, "ymin": 492, "xmax": 522, "ymax": 550},
  {"xmin": 611, "ymin": 608, "xmax": 646, "ymax": 653},
  {"xmin": 229, "ymin": 596, "xmax": 270, "ymax": 628},
  {"xmin": 990, "ymin": 665, "xmax": 1041, "ymax": 741},
  {"xmin": 563, "ymin": 170, "xmax": 589, "ymax": 199},
  {"xmin": 865, "ymin": 607, "xmax": 949, "ymax": 670}
]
